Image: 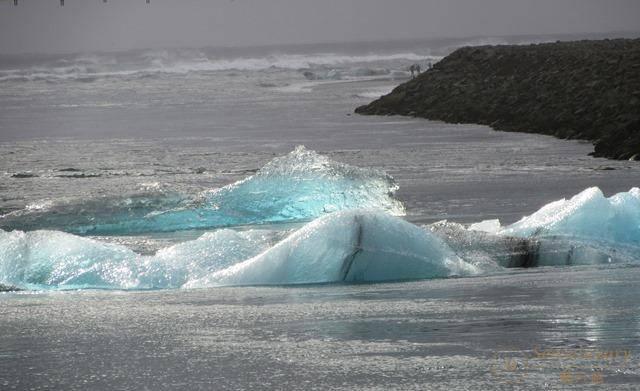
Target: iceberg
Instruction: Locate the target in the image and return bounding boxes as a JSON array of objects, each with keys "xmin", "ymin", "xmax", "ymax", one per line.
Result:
[
  {"xmin": 428, "ymin": 187, "xmax": 640, "ymax": 269},
  {"xmin": 499, "ymin": 187, "xmax": 640, "ymax": 246},
  {"xmin": 0, "ymin": 229, "xmax": 139, "ymax": 290},
  {"xmin": 0, "ymin": 211, "xmax": 475, "ymax": 290},
  {"xmin": 187, "ymin": 210, "xmax": 477, "ymax": 287},
  {"xmin": 0, "ymin": 146, "xmax": 404, "ymax": 235},
  {"xmin": 0, "ymin": 227, "xmax": 284, "ymax": 290},
  {"xmin": 2, "ymin": 186, "xmax": 639, "ymax": 292},
  {"xmin": 136, "ymin": 229, "xmax": 286, "ymax": 289},
  {"xmin": 430, "ymin": 220, "xmax": 639, "ymax": 269}
]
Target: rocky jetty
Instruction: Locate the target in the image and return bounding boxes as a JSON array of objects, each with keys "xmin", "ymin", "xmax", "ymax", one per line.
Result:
[{"xmin": 356, "ymin": 39, "xmax": 640, "ymax": 160}]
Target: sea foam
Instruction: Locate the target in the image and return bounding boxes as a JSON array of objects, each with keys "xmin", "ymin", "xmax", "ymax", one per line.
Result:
[{"xmin": 0, "ymin": 50, "xmax": 438, "ymax": 83}]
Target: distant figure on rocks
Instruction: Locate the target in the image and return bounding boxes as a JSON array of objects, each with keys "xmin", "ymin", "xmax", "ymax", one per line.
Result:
[
  {"xmin": 428, "ymin": 62, "xmax": 432, "ymax": 70},
  {"xmin": 409, "ymin": 63, "xmax": 421, "ymax": 78}
]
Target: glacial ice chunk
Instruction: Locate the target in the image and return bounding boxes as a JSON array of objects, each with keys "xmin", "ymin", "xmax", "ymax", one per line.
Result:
[
  {"xmin": 0, "ymin": 211, "xmax": 475, "ymax": 290},
  {"xmin": 136, "ymin": 229, "xmax": 286, "ymax": 288},
  {"xmin": 0, "ymin": 146, "xmax": 405, "ymax": 235},
  {"xmin": 499, "ymin": 187, "xmax": 640, "ymax": 246},
  {"xmin": 430, "ymin": 220, "xmax": 640, "ymax": 270},
  {"xmin": 468, "ymin": 219, "xmax": 501, "ymax": 234},
  {"xmin": 197, "ymin": 146, "xmax": 405, "ymax": 227},
  {"xmin": 430, "ymin": 187, "xmax": 640, "ymax": 268},
  {"xmin": 0, "ymin": 227, "xmax": 284, "ymax": 290},
  {"xmin": 4, "ymin": 186, "xmax": 640, "ymax": 291},
  {"xmin": 0, "ymin": 229, "xmax": 139, "ymax": 289},
  {"xmin": 188, "ymin": 210, "xmax": 477, "ymax": 287}
]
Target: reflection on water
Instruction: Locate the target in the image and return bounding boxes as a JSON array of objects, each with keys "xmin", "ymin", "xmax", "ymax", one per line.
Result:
[{"xmin": 2, "ymin": 265, "xmax": 638, "ymax": 390}]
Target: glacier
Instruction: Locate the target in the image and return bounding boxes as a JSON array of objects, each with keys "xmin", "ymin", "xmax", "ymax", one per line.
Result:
[{"xmin": 0, "ymin": 146, "xmax": 405, "ymax": 235}]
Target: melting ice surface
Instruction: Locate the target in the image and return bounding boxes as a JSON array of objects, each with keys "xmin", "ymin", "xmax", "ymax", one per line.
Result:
[
  {"xmin": 0, "ymin": 211, "xmax": 476, "ymax": 290},
  {"xmin": 499, "ymin": 187, "xmax": 640, "ymax": 246},
  {"xmin": 185, "ymin": 210, "xmax": 477, "ymax": 287},
  {"xmin": 0, "ymin": 227, "xmax": 286, "ymax": 290},
  {"xmin": 441, "ymin": 187, "xmax": 640, "ymax": 268},
  {"xmin": 0, "ymin": 171, "xmax": 638, "ymax": 291},
  {"xmin": 0, "ymin": 146, "xmax": 405, "ymax": 235}
]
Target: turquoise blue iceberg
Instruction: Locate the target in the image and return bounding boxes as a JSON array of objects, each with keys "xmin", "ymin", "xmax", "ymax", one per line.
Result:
[
  {"xmin": 0, "ymin": 210, "xmax": 474, "ymax": 290},
  {"xmin": 187, "ymin": 210, "xmax": 477, "ymax": 287},
  {"xmin": 0, "ymin": 146, "xmax": 405, "ymax": 235},
  {"xmin": 444, "ymin": 187, "xmax": 640, "ymax": 267},
  {"xmin": 1, "ymin": 163, "xmax": 638, "ymax": 291},
  {"xmin": 499, "ymin": 187, "xmax": 640, "ymax": 246}
]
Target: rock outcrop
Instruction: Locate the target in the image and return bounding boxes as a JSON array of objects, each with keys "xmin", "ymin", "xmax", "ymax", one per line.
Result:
[{"xmin": 356, "ymin": 39, "xmax": 640, "ymax": 160}]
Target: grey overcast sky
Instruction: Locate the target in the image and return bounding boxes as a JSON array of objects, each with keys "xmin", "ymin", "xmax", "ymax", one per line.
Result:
[{"xmin": 0, "ymin": 0, "xmax": 639, "ymax": 54}]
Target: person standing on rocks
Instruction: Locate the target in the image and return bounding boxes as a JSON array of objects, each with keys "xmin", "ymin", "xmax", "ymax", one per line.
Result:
[{"xmin": 410, "ymin": 63, "xmax": 421, "ymax": 78}]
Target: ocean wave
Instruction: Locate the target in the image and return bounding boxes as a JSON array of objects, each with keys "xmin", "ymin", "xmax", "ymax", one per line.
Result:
[
  {"xmin": 0, "ymin": 50, "xmax": 439, "ymax": 83},
  {"xmin": 354, "ymin": 86, "xmax": 396, "ymax": 99},
  {"xmin": 452, "ymin": 37, "xmax": 510, "ymax": 49}
]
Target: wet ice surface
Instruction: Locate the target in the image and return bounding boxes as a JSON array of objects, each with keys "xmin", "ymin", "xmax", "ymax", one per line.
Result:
[{"xmin": 1, "ymin": 265, "xmax": 639, "ymax": 390}]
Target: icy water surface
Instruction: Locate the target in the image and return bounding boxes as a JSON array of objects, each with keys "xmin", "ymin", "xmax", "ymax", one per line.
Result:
[{"xmin": 1, "ymin": 265, "xmax": 639, "ymax": 390}]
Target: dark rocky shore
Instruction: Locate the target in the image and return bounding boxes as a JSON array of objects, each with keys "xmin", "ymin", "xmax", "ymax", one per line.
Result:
[{"xmin": 356, "ymin": 39, "xmax": 640, "ymax": 160}]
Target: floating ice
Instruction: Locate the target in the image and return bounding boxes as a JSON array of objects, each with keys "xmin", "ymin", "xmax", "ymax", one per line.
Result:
[
  {"xmin": 0, "ymin": 146, "xmax": 405, "ymax": 235},
  {"xmin": 2, "ymin": 187, "xmax": 639, "ymax": 291},
  {"xmin": 0, "ymin": 229, "xmax": 139, "ymax": 290},
  {"xmin": 428, "ymin": 187, "xmax": 640, "ymax": 268},
  {"xmin": 431, "ymin": 220, "xmax": 639, "ymax": 269},
  {"xmin": 0, "ymin": 211, "xmax": 474, "ymax": 290},
  {"xmin": 188, "ymin": 210, "xmax": 477, "ymax": 287},
  {"xmin": 0, "ymin": 227, "xmax": 284, "ymax": 290},
  {"xmin": 134, "ymin": 229, "xmax": 286, "ymax": 289},
  {"xmin": 499, "ymin": 187, "xmax": 640, "ymax": 246}
]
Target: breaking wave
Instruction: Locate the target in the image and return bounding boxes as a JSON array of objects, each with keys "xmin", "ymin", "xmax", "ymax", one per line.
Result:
[{"xmin": 0, "ymin": 49, "xmax": 438, "ymax": 83}]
